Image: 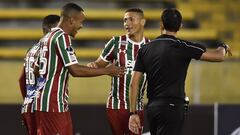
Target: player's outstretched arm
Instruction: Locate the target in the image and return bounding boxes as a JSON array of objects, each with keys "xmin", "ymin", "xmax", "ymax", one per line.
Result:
[
  {"xmin": 200, "ymin": 43, "xmax": 232, "ymax": 62},
  {"xmin": 68, "ymin": 62, "xmax": 124, "ymax": 77},
  {"xmin": 19, "ymin": 66, "xmax": 26, "ymax": 99}
]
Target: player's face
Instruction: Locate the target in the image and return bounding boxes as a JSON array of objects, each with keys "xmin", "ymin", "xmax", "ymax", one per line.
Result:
[
  {"xmin": 69, "ymin": 11, "xmax": 85, "ymax": 37},
  {"xmin": 123, "ymin": 12, "xmax": 145, "ymax": 36}
]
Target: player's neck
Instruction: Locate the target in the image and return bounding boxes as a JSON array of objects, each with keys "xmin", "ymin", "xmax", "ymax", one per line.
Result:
[
  {"xmin": 161, "ymin": 30, "xmax": 177, "ymax": 37},
  {"xmin": 128, "ymin": 33, "xmax": 144, "ymax": 43},
  {"xmin": 58, "ymin": 22, "xmax": 71, "ymax": 35}
]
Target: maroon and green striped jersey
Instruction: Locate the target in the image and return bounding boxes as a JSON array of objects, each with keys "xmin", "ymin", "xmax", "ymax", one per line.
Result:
[
  {"xmin": 35, "ymin": 27, "xmax": 78, "ymax": 112},
  {"xmin": 21, "ymin": 42, "xmax": 40, "ymax": 113},
  {"xmin": 101, "ymin": 35, "xmax": 150, "ymax": 110}
]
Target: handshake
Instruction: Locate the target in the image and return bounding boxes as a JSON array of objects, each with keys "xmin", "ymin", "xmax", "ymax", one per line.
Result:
[{"xmin": 87, "ymin": 61, "xmax": 125, "ymax": 77}]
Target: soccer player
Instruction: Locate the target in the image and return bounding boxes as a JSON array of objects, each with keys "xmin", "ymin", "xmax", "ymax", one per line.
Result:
[
  {"xmin": 87, "ymin": 8, "xmax": 149, "ymax": 135},
  {"xmin": 18, "ymin": 14, "xmax": 60, "ymax": 135},
  {"xmin": 34, "ymin": 3, "xmax": 124, "ymax": 135},
  {"xmin": 129, "ymin": 8, "xmax": 232, "ymax": 135}
]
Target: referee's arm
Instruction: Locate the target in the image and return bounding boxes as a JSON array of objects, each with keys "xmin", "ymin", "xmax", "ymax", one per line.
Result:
[{"xmin": 129, "ymin": 71, "xmax": 143, "ymax": 134}]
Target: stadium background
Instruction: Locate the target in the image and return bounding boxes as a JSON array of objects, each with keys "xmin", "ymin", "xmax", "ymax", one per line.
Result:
[{"xmin": 0, "ymin": 0, "xmax": 239, "ymax": 134}]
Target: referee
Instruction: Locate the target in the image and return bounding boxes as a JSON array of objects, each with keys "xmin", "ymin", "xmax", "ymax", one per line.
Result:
[{"xmin": 128, "ymin": 8, "xmax": 232, "ymax": 135}]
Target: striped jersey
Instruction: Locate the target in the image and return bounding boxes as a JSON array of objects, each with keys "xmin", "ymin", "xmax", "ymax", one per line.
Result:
[
  {"xmin": 21, "ymin": 42, "xmax": 40, "ymax": 113},
  {"xmin": 101, "ymin": 35, "xmax": 150, "ymax": 110},
  {"xmin": 35, "ymin": 27, "xmax": 78, "ymax": 112}
]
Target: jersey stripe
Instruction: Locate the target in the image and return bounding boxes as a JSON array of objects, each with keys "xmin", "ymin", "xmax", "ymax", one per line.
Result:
[
  {"xmin": 119, "ymin": 35, "xmax": 126, "ymax": 109},
  {"xmin": 124, "ymin": 41, "xmax": 133, "ymax": 109},
  {"xmin": 40, "ymin": 30, "xmax": 62, "ymax": 111},
  {"xmin": 101, "ymin": 37, "xmax": 115, "ymax": 62},
  {"xmin": 42, "ymin": 32, "xmax": 61, "ymax": 111}
]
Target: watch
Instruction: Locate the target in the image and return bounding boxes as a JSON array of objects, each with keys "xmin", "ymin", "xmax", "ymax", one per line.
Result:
[{"xmin": 129, "ymin": 111, "xmax": 138, "ymax": 116}]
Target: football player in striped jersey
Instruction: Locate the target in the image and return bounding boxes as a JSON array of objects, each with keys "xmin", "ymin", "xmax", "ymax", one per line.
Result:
[
  {"xmin": 19, "ymin": 14, "xmax": 60, "ymax": 135},
  {"xmin": 34, "ymin": 3, "xmax": 124, "ymax": 135},
  {"xmin": 87, "ymin": 8, "xmax": 149, "ymax": 135}
]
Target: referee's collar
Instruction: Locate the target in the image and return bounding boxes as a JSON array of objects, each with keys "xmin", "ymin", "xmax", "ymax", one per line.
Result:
[{"xmin": 157, "ymin": 34, "xmax": 176, "ymax": 39}]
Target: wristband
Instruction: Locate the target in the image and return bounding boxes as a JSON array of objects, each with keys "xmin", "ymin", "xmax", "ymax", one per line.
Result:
[{"xmin": 129, "ymin": 111, "xmax": 138, "ymax": 116}]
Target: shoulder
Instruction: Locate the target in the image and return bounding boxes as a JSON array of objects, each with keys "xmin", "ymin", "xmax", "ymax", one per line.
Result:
[
  {"xmin": 144, "ymin": 37, "xmax": 150, "ymax": 43},
  {"xmin": 114, "ymin": 35, "xmax": 127, "ymax": 42},
  {"xmin": 48, "ymin": 28, "xmax": 65, "ymax": 41},
  {"xmin": 177, "ymin": 38, "xmax": 206, "ymax": 51},
  {"xmin": 139, "ymin": 43, "xmax": 149, "ymax": 52},
  {"xmin": 109, "ymin": 35, "xmax": 127, "ymax": 45}
]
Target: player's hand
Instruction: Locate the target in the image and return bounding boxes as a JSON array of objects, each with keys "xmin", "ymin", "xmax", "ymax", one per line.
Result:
[
  {"xmin": 225, "ymin": 44, "xmax": 232, "ymax": 56},
  {"xmin": 219, "ymin": 43, "xmax": 232, "ymax": 56},
  {"xmin": 129, "ymin": 114, "xmax": 141, "ymax": 134},
  {"xmin": 86, "ymin": 62, "xmax": 98, "ymax": 68},
  {"xmin": 106, "ymin": 62, "xmax": 125, "ymax": 77}
]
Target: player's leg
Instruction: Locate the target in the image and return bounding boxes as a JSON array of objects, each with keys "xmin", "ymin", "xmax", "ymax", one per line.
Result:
[
  {"xmin": 35, "ymin": 111, "xmax": 73, "ymax": 135},
  {"xmin": 22, "ymin": 112, "xmax": 37, "ymax": 135},
  {"xmin": 158, "ymin": 104, "xmax": 185, "ymax": 135},
  {"xmin": 106, "ymin": 108, "xmax": 124, "ymax": 135},
  {"xmin": 146, "ymin": 106, "xmax": 158, "ymax": 135}
]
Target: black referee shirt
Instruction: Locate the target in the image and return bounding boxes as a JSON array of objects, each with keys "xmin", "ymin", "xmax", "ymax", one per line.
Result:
[{"xmin": 134, "ymin": 34, "xmax": 206, "ymax": 101}]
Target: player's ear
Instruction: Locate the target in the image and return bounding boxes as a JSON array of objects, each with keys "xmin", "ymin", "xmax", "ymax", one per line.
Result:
[
  {"xmin": 160, "ymin": 21, "xmax": 164, "ymax": 31},
  {"xmin": 69, "ymin": 17, "xmax": 74, "ymax": 25},
  {"xmin": 141, "ymin": 19, "xmax": 146, "ymax": 26},
  {"xmin": 180, "ymin": 23, "xmax": 183, "ymax": 30}
]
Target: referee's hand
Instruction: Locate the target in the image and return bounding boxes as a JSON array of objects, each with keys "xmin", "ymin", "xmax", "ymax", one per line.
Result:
[{"xmin": 129, "ymin": 114, "xmax": 141, "ymax": 134}]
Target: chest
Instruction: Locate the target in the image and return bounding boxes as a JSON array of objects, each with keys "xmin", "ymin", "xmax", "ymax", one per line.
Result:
[{"xmin": 114, "ymin": 43, "xmax": 143, "ymax": 66}]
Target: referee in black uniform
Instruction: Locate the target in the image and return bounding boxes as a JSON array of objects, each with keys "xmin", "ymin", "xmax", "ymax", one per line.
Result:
[{"xmin": 128, "ymin": 9, "xmax": 232, "ymax": 135}]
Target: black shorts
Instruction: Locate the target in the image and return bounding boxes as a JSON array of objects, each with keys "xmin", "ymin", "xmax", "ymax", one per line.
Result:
[{"xmin": 146, "ymin": 99, "xmax": 185, "ymax": 135}]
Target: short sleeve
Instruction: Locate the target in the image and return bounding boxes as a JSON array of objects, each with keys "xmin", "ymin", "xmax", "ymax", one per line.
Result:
[
  {"xmin": 100, "ymin": 37, "xmax": 116, "ymax": 62},
  {"xmin": 56, "ymin": 34, "xmax": 78, "ymax": 67},
  {"xmin": 134, "ymin": 48, "xmax": 145, "ymax": 73},
  {"xmin": 179, "ymin": 40, "xmax": 206, "ymax": 60}
]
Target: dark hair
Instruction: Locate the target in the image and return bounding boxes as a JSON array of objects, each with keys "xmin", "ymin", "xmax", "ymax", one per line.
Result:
[
  {"xmin": 61, "ymin": 3, "xmax": 84, "ymax": 17},
  {"xmin": 125, "ymin": 8, "xmax": 144, "ymax": 18},
  {"xmin": 42, "ymin": 14, "xmax": 60, "ymax": 34},
  {"xmin": 42, "ymin": 14, "xmax": 60, "ymax": 26},
  {"xmin": 161, "ymin": 8, "xmax": 182, "ymax": 32}
]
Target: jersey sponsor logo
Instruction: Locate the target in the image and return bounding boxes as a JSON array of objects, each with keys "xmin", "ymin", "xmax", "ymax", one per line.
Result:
[
  {"xmin": 126, "ymin": 60, "xmax": 135, "ymax": 69},
  {"xmin": 126, "ymin": 60, "xmax": 135, "ymax": 74}
]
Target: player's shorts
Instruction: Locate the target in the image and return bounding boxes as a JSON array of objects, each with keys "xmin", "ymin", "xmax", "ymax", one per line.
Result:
[
  {"xmin": 106, "ymin": 108, "xmax": 144, "ymax": 135},
  {"xmin": 35, "ymin": 111, "xmax": 73, "ymax": 135},
  {"xmin": 22, "ymin": 112, "xmax": 37, "ymax": 135}
]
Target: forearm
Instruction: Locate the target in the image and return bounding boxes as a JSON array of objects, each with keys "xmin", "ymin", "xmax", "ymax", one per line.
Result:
[
  {"xmin": 130, "ymin": 83, "xmax": 139, "ymax": 112},
  {"xmin": 68, "ymin": 64, "xmax": 108, "ymax": 77},
  {"xmin": 200, "ymin": 47, "xmax": 225, "ymax": 62},
  {"xmin": 130, "ymin": 71, "xmax": 142, "ymax": 112}
]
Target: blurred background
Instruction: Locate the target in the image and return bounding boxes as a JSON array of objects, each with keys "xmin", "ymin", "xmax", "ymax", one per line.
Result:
[{"xmin": 0, "ymin": 0, "xmax": 239, "ymax": 135}]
